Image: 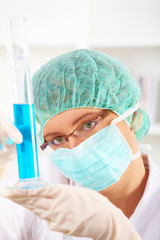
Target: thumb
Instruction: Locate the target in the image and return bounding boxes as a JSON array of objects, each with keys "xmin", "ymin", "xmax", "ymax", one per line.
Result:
[
  {"xmin": 0, "ymin": 112, "xmax": 23, "ymax": 144},
  {"xmin": 5, "ymin": 122, "xmax": 23, "ymax": 144}
]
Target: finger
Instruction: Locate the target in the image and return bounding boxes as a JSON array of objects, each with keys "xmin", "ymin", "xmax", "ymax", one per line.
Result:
[
  {"xmin": 4, "ymin": 122, "xmax": 23, "ymax": 144},
  {"xmin": 0, "ymin": 184, "xmax": 57, "ymax": 199},
  {"xmin": 13, "ymin": 195, "xmax": 54, "ymax": 211},
  {"xmin": 22, "ymin": 197, "xmax": 54, "ymax": 212},
  {"xmin": 21, "ymin": 202, "xmax": 53, "ymax": 224},
  {"xmin": 17, "ymin": 184, "xmax": 62, "ymax": 198},
  {"xmin": 0, "ymin": 190, "xmax": 50, "ymax": 212},
  {"xmin": 0, "ymin": 187, "xmax": 31, "ymax": 200},
  {"xmin": 0, "ymin": 116, "xmax": 23, "ymax": 144}
]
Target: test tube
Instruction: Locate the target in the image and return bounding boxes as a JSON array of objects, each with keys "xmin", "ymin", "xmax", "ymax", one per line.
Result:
[{"xmin": 5, "ymin": 17, "xmax": 43, "ymax": 187}]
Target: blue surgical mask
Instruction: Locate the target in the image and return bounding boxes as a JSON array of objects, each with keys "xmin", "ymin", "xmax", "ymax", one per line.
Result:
[{"xmin": 50, "ymin": 103, "xmax": 141, "ymax": 191}]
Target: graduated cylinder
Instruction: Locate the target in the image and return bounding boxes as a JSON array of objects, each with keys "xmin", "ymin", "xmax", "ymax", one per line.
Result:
[{"xmin": 5, "ymin": 17, "xmax": 39, "ymax": 180}]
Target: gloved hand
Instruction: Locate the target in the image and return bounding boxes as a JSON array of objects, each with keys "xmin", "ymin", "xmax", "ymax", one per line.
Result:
[
  {"xmin": 0, "ymin": 112, "xmax": 22, "ymax": 166},
  {"xmin": 1, "ymin": 184, "xmax": 142, "ymax": 240}
]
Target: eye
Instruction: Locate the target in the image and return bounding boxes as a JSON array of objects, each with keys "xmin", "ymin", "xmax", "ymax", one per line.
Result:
[
  {"xmin": 49, "ymin": 137, "xmax": 65, "ymax": 146},
  {"xmin": 82, "ymin": 121, "xmax": 97, "ymax": 131}
]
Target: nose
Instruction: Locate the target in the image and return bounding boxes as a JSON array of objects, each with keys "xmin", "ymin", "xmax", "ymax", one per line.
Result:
[{"xmin": 67, "ymin": 135, "xmax": 82, "ymax": 149}]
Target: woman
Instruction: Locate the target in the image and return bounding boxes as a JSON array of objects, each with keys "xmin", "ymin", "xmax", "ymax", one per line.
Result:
[{"xmin": 2, "ymin": 49, "xmax": 160, "ymax": 240}]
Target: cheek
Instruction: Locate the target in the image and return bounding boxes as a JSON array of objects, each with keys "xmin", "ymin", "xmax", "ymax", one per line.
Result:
[{"xmin": 116, "ymin": 121, "xmax": 138, "ymax": 154}]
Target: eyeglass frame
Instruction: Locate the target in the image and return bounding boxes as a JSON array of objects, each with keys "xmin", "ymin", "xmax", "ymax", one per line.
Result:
[{"xmin": 40, "ymin": 110, "xmax": 110, "ymax": 151}]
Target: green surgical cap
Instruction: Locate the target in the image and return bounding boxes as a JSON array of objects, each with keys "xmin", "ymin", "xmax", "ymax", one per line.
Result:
[{"xmin": 32, "ymin": 49, "xmax": 150, "ymax": 143}]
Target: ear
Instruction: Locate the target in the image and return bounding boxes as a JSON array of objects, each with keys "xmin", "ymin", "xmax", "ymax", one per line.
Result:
[{"xmin": 130, "ymin": 108, "xmax": 143, "ymax": 131}]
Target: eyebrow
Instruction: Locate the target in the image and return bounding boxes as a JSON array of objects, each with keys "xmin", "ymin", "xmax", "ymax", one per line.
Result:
[
  {"xmin": 72, "ymin": 112, "xmax": 100, "ymax": 125},
  {"xmin": 44, "ymin": 112, "xmax": 102, "ymax": 140}
]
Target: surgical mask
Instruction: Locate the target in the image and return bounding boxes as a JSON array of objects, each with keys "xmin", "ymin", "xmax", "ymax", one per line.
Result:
[{"xmin": 50, "ymin": 103, "xmax": 141, "ymax": 191}]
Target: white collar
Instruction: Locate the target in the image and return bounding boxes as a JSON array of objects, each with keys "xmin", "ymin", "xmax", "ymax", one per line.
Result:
[{"xmin": 130, "ymin": 154, "xmax": 160, "ymax": 220}]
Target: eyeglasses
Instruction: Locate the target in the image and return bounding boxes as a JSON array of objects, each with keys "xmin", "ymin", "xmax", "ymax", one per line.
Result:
[{"xmin": 40, "ymin": 110, "xmax": 110, "ymax": 151}]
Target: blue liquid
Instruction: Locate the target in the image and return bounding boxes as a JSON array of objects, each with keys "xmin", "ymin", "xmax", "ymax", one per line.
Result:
[{"xmin": 13, "ymin": 104, "xmax": 39, "ymax": 180}]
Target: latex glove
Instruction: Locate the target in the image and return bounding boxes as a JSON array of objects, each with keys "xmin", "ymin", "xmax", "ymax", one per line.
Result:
[
  {"xmin": 1, "ymin": 184, "xmax": 142, "ymax": 240},
  {"xmin": 0, "ymin": 112, "xmax": 22, "ymax": 166}
]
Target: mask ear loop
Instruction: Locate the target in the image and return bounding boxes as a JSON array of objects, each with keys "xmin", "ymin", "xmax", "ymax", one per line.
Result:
[
  {"xmin": 132, "ymin": 151, "xmax": 141, "ymax": 160},
  {"xmin": 111, "ymin": 102, "xmax": 141, "ymax": 161},
  {"xmin": 111, "ymin": 102, "xmax": 140, "ymax": 125}
]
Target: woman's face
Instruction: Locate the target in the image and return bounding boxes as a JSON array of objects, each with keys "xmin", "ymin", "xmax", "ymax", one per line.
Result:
[{"xmin": 42, "ymin": 108, "xmax": 138, "ymax": 154}]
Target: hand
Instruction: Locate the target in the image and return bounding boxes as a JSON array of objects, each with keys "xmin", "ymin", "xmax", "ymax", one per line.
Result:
[
  {"xmin": 1, "ymin": 184, "xmax": 142, "ymax": 240},
  {"xmin": 0, "ymin": 112, "xmax": 22, "ymax": 166}
]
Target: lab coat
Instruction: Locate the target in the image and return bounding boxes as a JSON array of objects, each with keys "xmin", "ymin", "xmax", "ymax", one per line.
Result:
[
  {"xmin": 130, "ymin": 155, "xmax": 160, "ymax": 240},
  {"xmin": 0, "ymin": 196, "xmax": 64, "ymax": 240},
  {"xmin": 43, "ymin": 153, "xmax": 160, "ymax": 240}
]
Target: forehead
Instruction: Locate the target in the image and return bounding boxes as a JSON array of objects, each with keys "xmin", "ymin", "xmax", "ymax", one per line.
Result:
[{"xmin": 43, "ymin": 108, "xmax": 107, "ymax": 137}]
